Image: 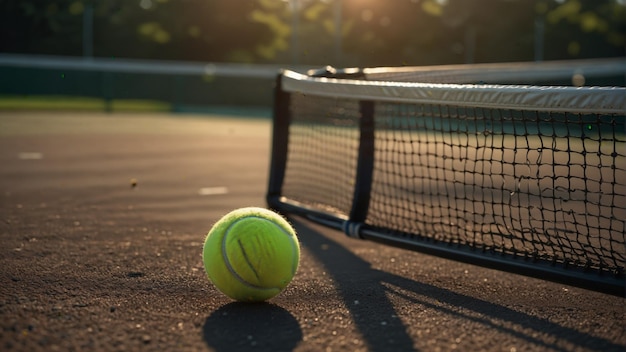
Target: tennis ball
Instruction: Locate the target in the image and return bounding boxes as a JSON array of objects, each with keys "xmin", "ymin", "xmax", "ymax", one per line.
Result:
[{"xmin": 202, "ymin": 207, "xmax": 300, "ymax": 302}]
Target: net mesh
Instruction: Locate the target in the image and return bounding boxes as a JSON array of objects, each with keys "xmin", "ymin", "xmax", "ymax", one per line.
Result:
[
  {"xmin": 280, "ymin": 93, "xmax": 626, "ymax": 276},
  {"xmin": 368, "ymin": 103, "xmax": 625, "ymax": 273},
  {"xmin": 282, "ymin": 94, "xmax": 360, "ymax": 216}
]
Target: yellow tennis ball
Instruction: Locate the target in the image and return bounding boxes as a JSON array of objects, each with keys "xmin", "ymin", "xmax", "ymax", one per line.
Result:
[{"xmin": 202, "ymin": 207, "xmax": 300, "ymax": 302}]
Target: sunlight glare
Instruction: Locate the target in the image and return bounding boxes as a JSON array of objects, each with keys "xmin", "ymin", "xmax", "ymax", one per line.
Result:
[{"xmin": 139, "ymin": 0, "xmax": 153, "ymax": 10}]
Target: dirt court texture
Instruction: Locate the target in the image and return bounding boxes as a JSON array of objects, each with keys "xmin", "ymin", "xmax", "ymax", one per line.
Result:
[{"xmin": 0, "ymin": 112, "xmax": 624, "ymax": 351}]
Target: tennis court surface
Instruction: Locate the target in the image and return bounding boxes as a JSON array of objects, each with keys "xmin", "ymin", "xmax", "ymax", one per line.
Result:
[{"xmin": 1, "ymin": 111, "xmax": 624, "ymax": 351}]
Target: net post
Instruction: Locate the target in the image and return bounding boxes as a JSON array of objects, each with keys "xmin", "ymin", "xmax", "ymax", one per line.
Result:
[
  {"xmin": 266, "ymin": 71, "xmax": 291, "ymax": 209},
  {"xmin": 346, "ymin": 100, "xmax": 375, "ymax": 238}
]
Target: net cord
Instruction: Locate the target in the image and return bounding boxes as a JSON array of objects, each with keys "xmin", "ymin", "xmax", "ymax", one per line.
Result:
[{"xmin": 282, "ymin": 70, "xmax": 626, "ymax": 114}]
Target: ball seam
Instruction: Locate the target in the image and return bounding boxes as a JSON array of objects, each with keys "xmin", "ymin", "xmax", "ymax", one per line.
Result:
[{"xmin": 221, "ymin": 216, "xmax": 296, "ymax": 291}]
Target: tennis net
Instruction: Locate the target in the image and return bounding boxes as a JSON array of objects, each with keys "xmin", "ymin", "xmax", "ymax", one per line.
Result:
[{"xmin": 267, "ymin": 59, "xmax": 626, "ymax": 296}]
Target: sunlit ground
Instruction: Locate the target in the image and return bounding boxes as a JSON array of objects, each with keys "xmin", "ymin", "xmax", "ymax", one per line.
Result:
[{"xmin": 0, "ymin": 95, "xmax": 171, "ymax": 112}]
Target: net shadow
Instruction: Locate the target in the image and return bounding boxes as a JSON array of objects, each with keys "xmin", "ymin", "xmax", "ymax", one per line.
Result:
[{"xmin": 290, "ymin": 217, "xmax": 625, "ymax": 352}]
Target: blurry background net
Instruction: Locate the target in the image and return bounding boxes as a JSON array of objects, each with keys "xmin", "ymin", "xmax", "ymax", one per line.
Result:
[{"xmin": 0, "ymin": 54, "xmax": 286, "ymax": 112}]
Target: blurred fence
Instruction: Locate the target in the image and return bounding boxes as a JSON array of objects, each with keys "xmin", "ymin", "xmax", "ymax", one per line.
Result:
[{"xmin": 0, "ymin": 54, "xmax": 309, "ymax": 112}]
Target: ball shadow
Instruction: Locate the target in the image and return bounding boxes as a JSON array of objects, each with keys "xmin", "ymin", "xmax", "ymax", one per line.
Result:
[{"xmin": 203, "ymin": 302, "xmax": 302, "ymax": 352}]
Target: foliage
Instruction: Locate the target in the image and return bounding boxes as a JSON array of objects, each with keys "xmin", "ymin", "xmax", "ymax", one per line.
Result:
[{"xmin": 0, "ymin": 0, "xmax": 623, "ymax": 66}]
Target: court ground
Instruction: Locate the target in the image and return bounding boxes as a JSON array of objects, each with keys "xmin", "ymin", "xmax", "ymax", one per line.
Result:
[{"xmin": 0, "ymin": 111, "xmax": 624, "ymax": 351}]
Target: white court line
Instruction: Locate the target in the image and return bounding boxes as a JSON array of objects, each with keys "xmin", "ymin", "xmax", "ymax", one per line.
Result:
[
  {"xmin": 18, "ymin": 152, "xmax": 43, "ymax": 160},
  {"xmin": 198, "ymin": 187, "xmax": 229, "ymax": 196}
]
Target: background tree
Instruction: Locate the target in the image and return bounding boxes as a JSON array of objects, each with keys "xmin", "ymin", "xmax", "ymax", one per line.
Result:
[
  {"xmin": 541, "ymin": 0, "xmax": 626, "ymax": 59},
  {"xmin": 1, "ymin": 0, "xmax": 623, "ymax": 66}
]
